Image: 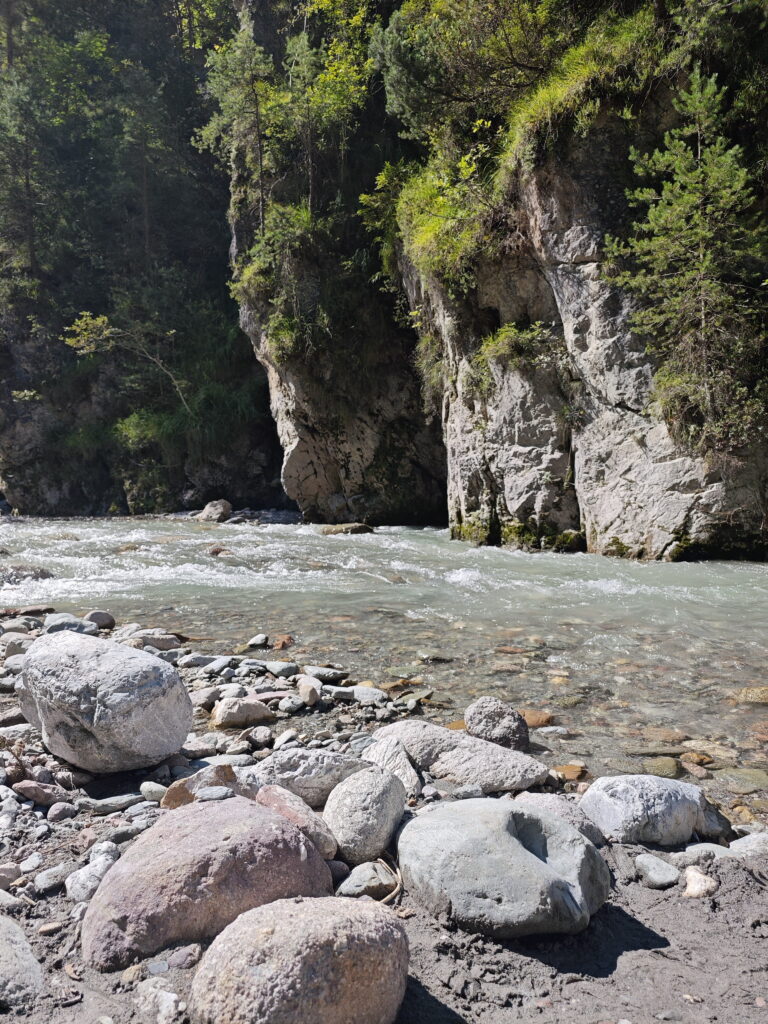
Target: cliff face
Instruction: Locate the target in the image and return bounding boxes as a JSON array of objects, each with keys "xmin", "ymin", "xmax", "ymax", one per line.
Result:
[
  {"xmin": 239, "ymin": 302, "xmax": 447, "ymax": 526},
  {"xmin": 402, "ymin": 119, "xmax": 768, "ymax": 558}
]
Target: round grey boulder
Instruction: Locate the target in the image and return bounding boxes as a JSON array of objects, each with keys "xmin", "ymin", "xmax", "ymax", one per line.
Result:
[
  {"xmin": 18, "ymin": 631, "xmax": 193, "ymax": 773},
  {"xmin": 189, "ymin": 897, "xmax": 408, "ymax": 1024},
  {"xmin": 324, "ymin": 767, "xmax": 406, "ymax": 866},
  {"xmin": 397, "ymin": 798, "xmax": 610, "ymax": 938},
  {"xmin": 464, "ymin": 697, "xmax": 529, "ymax": 751}
]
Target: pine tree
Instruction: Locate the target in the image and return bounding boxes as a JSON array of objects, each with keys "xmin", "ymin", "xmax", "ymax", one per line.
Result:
[{"xmin": 606, "ymin": 66, "xmax": 768, "ymax": 454}]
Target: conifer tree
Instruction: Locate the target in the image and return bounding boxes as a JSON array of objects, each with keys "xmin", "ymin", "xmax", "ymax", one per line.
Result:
[{"xmin": 607, "ymin": 67, "xmax": 768, "ymax": 453}]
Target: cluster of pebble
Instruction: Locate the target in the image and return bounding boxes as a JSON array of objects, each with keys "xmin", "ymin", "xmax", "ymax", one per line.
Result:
[{"xmin": 0, "ymin": 610, "xmax": 767, "ymax": 1023}]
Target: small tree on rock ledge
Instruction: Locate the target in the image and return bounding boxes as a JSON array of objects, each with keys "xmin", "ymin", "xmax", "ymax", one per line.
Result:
[{"xmin": 606, "ymin": 66, "xmax": 768, "ymax": 455}]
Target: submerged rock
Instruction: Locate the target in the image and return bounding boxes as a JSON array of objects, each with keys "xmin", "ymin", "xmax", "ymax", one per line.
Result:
[
  {"xmin": 81, "ymin": 797, "xmax": 332, "ymax": 970},
  {"xmin": 19, "ymin": 631, "xmax": 193, "ymax": 773},
  {"xmin": 189, "ymin": 897, "xmax": 408, "ymax": 1024},
  {"xmin": 398, "ymin": 798, "xmax": 609, "ymax": 938}
]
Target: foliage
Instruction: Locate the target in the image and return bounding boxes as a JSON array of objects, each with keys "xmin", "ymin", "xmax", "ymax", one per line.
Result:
[
  {"xmin": 605, "ymin": 68, "xmax": 768, "ymax": 453},
  {"xmin": 467, "ymin": 321, "xmax": 555, "ymax": 396}
]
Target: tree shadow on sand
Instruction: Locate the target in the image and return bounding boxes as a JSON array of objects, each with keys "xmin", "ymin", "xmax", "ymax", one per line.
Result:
[
  {"xmin": 503, "ymin": 904, "xmax": 670, "ymax": 979},
  {"xmin": 396, "ymin": 977, "xmax": 470, "ymax": 1023}
]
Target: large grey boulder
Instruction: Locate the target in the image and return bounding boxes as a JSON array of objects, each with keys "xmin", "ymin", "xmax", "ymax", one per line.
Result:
[
  {"xmin": 324, "ymin": 767, "xmax": 406, "ymax": 865},
  {"xmin": 81, "ymin": 798, "xmax": 332, "ymax": 970},
  {"xmin": 0, "ymin": 917, "xmax": 44, "ymax": 1009},
  {"xmin": 18, "ymin": 632, "xmax": 193, "ymax": 773},
  {"xmin": 43, "ymin": 612, "xmax": 98, "ymax": 635},
  {"xmin": 240, "ymin": 748, "xmax": 365, "ymax": 808},
  {"xmin": 580, "ymin": 775, "xmax": 710, "ymax": 845},
  {"xmin": 375, "ymin": 720, "xmax": 548, "ymax": 793},
  {"xmin": 397, "ymin": 798, "xmax": 610, "ymax": 938},
  {"xmin": 464, "ymin": 697, "xmax": 529, "ymax": 750},
  {"xmin": 512, "ymin": 791, "xmax": 606, "ymax": 846},
  {"xmin": 189, "ymin": 897, "xmax": 408, "ymax": 1024}
]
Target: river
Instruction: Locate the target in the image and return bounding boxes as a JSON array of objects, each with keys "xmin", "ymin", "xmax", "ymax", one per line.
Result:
[{"xmin": 2, "ymin": 515, "xmax": 767, "ymax": 773}]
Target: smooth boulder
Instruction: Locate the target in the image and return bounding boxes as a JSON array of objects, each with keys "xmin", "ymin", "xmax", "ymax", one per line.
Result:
[
  {"xmin": 189, "ymin": 897, "xmax": 408, "ymax": 1024},
  {"xmin": 81, "ymin": 797, "xmax": 332, "ymax": 970},
  {"xmin": 361, "ymin": 736, "xmax": 422, "ymax": 797},
  {"xmin": 375, "ymin": 720, "xmax": 548, "ymax": 793},
  {"xmin": 464, "ymin": 696, "xmax": 529, "ymax": 751},
  {"xmin": 19, "ymin": 631, "xmax": 193, "ymax": 773},
  {"xmin": 580, "ymin": 775, "xmax": 709, "ymax": 845},
  {"xmin": 324, "ymin": 767, "xmax": 406, "ymax": 865},
  {"xmin": 397, "ymin": 798, "xmax": 610, "ymax": 938},
  {"xmin": 196, "ymin": 499, "xmax": 232, "ymax": 522}
]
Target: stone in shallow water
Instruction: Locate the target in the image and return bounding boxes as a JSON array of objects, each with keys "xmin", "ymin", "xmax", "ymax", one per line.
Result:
[
  {"xmin": 0, "ymin": 917, "xmax": 44, "ymax": 1009},
  {"xmin": 642, "ymin": 756, "xmax": 681, "ymax": 779},
  {"xmin": 189, "ymin": 897, "xmax": 407, "ymax": 1024},
  {"xmin": 464, "ymin": 696, "xmax": 529, "ymax": 751},
  {"xmin": 81, "ymin": 797, "xmax": 332, "ymax": 970},
  {"xmin": 397, "ymin": 798, "xmax": 610, "ymax": 938},
  {"xmin": 716, "ymin": 768, "xmax": 768, "ymax": 795}
]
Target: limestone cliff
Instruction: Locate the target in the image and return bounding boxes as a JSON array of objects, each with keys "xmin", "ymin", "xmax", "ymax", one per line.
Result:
[{"xmin": 401, "ymin": 118, "xmax": 768, "ymax": 559}]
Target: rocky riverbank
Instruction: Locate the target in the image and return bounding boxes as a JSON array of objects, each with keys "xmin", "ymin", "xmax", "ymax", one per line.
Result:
[{"xmin": 0, "ymin": 610, "xmax": 766, "ymax": 1023}]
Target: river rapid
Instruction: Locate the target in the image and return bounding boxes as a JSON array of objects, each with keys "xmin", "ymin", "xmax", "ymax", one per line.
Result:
[{"xmin": 2, "ymin": 514, "xmax": 768, "ymax": 774}]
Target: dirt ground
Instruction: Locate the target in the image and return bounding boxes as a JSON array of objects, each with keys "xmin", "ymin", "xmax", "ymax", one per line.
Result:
[{"xmin": 13, "ymin": 839, "xmax": 767, "ymax": 1024}]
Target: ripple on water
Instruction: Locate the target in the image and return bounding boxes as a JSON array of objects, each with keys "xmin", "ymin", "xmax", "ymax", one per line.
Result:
[{"xmin": 2, "ymin": 516, "xmax": 768, "ymax": 763}]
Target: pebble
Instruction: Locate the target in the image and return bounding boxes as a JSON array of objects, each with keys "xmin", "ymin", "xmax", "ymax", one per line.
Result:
[{"xmin": 682, "ymin": 865, "xmax": 718, "ymax": 898}]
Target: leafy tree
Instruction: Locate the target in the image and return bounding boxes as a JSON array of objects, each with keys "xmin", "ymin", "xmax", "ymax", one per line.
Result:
[{"xmin": 606, "ymin": 67, "xmax": 768, "ymax": 453}]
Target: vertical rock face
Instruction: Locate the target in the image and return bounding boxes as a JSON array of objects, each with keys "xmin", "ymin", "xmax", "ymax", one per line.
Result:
[
  {"xmin": 240, "ymin": 304, "xmax": 447, "ymax": 525},
  {"xmin": 402, "ymin": 117, "xmax": 768, "ymax": 559}
]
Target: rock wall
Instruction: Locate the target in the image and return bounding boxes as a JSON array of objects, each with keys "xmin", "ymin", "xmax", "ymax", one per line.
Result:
[
  {"xmin": 402, "ymin": 118, "xmax": 768, "ymax": 559},
  {"xmin": 240, "ymin": 304, "xmax": 447, "ymax": 525}
]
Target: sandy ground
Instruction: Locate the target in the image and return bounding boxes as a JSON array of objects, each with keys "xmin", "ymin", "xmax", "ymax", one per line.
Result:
[{"xmin": 11, "ymin": 838, "xmax": 766, "ymax": 1024}]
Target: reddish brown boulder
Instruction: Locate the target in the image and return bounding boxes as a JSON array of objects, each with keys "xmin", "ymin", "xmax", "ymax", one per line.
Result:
[{"xmin": 81, "ymin": 798, "xmax": 332, "ymax": 970}]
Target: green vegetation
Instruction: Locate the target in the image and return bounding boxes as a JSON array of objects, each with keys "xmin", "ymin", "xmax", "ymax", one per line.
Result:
[
  {"xmin": 605, "ymin": 67, "xmax": 768, "ymax": 454},
  {"xmin": 467, "ymin": 322, "xmax": 555, "ymax": 396},
  {"xmin": 0, "ymin": 0, "xmax": 277, "ymax": 511}
]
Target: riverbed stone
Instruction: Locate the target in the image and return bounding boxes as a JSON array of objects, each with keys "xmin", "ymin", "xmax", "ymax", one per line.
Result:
[
  {"xmin": 83, "ymin": 610, "xmax": 116, "ymax": 630},
  {"xmin": 375, "ymin": 720, "xmax": 548, "ymax": 793},
  {"xmin": 324, "ymin": 767, "xmax": 406, "ymax": 866},
  {"xmin": 255, "ymin": 785, "xmax": 337, "ymax": 859},
  {"xmin": 210, "ymin": 696, "xmax": 274, "ymax": 729},
  {"xmin": 18, "ymin": 631, "xmax": 193, "ymax": 773},
  {"xmin": 81, "ymin": 797, "xmax": 332, "ymax": 970},
  {"xmin": 336, "ymin": 861, "xmax": 399, "ymax": 899},
  {"xmin": 464, "ymin": 697, "xmax": 529, "ymax": 751},
  {"xmin": 0, "ymin": 917, "xmax": 44, "ymax": 1009},
  {"xmin": 580, "ymin": 774, "xmax": 709, "ymax": 845},
  {"xmin": 241, "ymin": 748, "xmax": 365, "ymax": 808},
  {"xmin": 635, "ymin": 853, "xmax": 680, "ymax": 889},
  {"xmin": 398, "ymin": 798, "xmax": 610, "ymax": 938},
  {"xmin": 361, "ymin": 736, "xmax": 421, "ymax": 797},
  {"xmin": 512, "ymin": 791, "xmax": 606, "ymax": 846},
  {"xmin": 728, "ymin": 832, "xmax": 768, "ymax": 858},
  {"xmin": 43, "ymin": 612, "xmax": 99, "ymax": 635},
  {"xmin": 196, "ymin": 499, "xmax": 232, "ymax": 522},
  {"xmin": 160, "ymin": 764, "xmax": 257, "ymax": 809},
  {"xmin": 189, "ymin": 897, "xmax": 407, "ymax": 1024}
]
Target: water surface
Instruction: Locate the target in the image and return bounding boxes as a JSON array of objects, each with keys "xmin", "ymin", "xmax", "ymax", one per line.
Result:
[{"xmin": 2, "ymin": 516, "xmax": 767, "ymax": 771}]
